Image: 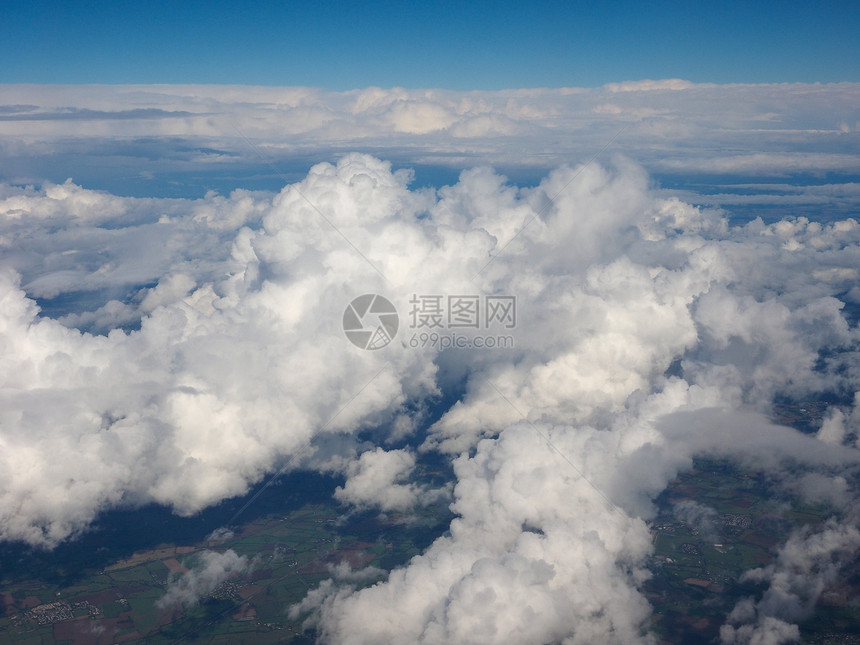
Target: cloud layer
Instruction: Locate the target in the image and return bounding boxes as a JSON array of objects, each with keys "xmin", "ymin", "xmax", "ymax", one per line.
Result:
[
  {"xmin": 2, "ymin": 83, "xmax": 859, "ymax": 214},
  {"xmin": 1, "ymin": 151, "xmax": 859, "ymax": 642}
]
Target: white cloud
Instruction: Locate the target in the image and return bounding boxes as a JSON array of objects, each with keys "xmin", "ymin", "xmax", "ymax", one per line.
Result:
[
  {"xmin": 2, "ymin": 82, "xmax": 859, "ymax": 202},
  {"xmin": 0, "ymin": 156, "xmax": 444, "ymax": 546},
  {"xmin": 604, "ymin": 79, "xmax": 701, "ymax": 92},
  {"xmin": 158, "ymin": 549, "xmax": 253, "ymax": 608},
  {"xmin": 721, "ymin": 521, "xmax": 860, "ymax": 643},
  {"xmin": 334, "ymin": 448, "xmax": 428, "ymax": 512},
  {"xmin": 654, "ymin": 152, "xmax": 860, "ymax": 175},
  {"xmin": 294, "ymin": 423, "xmax": 657, "ymax": 645}
]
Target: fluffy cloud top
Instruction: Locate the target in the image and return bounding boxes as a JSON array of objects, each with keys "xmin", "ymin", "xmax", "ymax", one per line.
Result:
[
  {"xmin": 334, "ymin": 448, "xmax": 430, "ymax": 512},
  {"xmin": 1, "ymin": 151, "xmax": 859, "ymax": 642}
]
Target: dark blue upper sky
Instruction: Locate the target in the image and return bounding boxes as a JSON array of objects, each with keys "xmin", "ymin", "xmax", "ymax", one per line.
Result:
[{"xmin": 2, "ymin": 0, "xmax": 859, "ymax": 88}]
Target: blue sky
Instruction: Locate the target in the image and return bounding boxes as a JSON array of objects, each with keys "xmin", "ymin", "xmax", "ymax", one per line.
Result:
[{"xmin": 2, "ymin": 0, "xmax": 859, "ymax": 88}]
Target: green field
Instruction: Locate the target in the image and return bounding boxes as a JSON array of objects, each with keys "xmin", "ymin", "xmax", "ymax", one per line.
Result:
[
  {"xmin": 1, "ymin": 451, "xmax": 857, "ymax": 644},
  {"xmin": 0, "ymin": 470, "xmax": 452, "ymax": 645},
  {"xmin": 646, "ymin": 457, "xmax": 859, "ymax": 644}
]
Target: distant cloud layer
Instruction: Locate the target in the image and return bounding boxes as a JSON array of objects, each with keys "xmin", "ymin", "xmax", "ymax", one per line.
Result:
[
  {"xmin": 1, "ymin": 82, "xmax": 858, "ymax": 208},
  {"xmin": 1, "ymin": 82, "xmax": 860, "ymax": 643}
]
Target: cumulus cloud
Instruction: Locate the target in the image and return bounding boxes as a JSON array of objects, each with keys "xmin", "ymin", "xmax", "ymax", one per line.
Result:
[
  {"xmin": 2, "ymin": 148, "xmax": 860, "ymax": 643},
  {"xmin": 0, "ymin": 179, "xmax": 266, "ymax": 306},
  {"xmin": 326, "ymin": 560, "xmax": 387, "ymax": 584},
  {"xmin": 721, "ymin": 521, "xmax": 860, "ymax": 644},
  {"xmin": 298, "ymin": 423, "xmax": 656, "ymax": 645},
  {"xmin": 205, "ymin": 527, "xmax": 235, "ymax": 544},
  {"xmin": 158, "ymin": 549, "xmax": 253, "ymax": 609},
  {"xmin": 334, "ymin": 448, "xmax": 432, "ymax": 512},
  {"xmin": 282, "ymin": 155, "xmax": 858, "ymax": 642},
  {"xmin": 295, "ymin": 398, "xmax": 860, "ymax": 643},
  {"xmin": 0, "ymin": 155, "xmax": 443, "ymax": 546}
]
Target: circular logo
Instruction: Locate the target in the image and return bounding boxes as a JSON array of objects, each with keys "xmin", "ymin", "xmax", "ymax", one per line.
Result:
[{"xmin": 343, "ymin": 294, "xmax": 399, "ymax": 350}]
